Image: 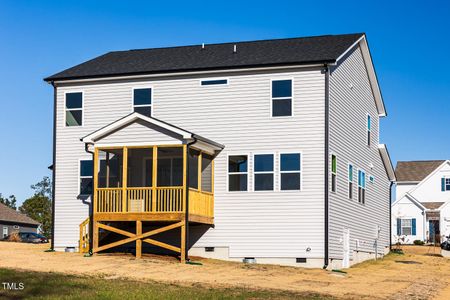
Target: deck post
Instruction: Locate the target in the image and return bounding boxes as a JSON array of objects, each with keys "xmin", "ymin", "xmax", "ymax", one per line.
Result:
[
  {"xmin": 180, "ymin": 220, "xmax": 186, "ymax": 263},
  {"xmin": 136, "ymin": 220, "xmax": 142, "ymax": 259},
  {"xmin": 122, "ymin": 147, "xmax": 128, "ymax": 212},
  {"xmin": 93, "ymin": 148, "xmax": 99, "ymax": 214},
  {"xmin": 152, "ymin": 146, "xmax": 158, "ymax": 212},
  {"xmin": 93, "ymin": 220, "xmax": 99, "ymax": 253}
]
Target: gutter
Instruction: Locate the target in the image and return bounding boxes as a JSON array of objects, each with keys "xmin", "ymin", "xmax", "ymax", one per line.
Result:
[
  {"xmin": 83, "ymin": 143, "xmax": 95, "ymax": 254},
  {"xmin": 389, "ymin": 181, "xmax": 394, "ymax": 250},
  {"xmin": 50, "ymin": 82, "xmax": 57, "ymax": 250},
  {"xmin": 185, "ymin": 137, "xmax": 198, "ymax": 262},
  {"xmin": 324, "ymin": 65, "xmax": 330, "ymax": 268}
]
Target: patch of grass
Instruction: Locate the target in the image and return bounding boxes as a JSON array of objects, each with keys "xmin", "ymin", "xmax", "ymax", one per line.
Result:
[{"xmin": 0, "ymin": 268, "xmax": 335, "ymax": 300}]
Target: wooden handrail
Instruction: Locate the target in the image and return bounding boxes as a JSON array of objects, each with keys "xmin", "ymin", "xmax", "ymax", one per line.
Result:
[{"xmin": 79, "ymin": 217, "xmax": 90, "ymax": 253}]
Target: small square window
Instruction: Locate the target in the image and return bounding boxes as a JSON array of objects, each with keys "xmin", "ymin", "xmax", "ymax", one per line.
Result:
[
  {"xmin": 133, "ymin": 88, "xmax": 152, "ymax": 117},
  {"xmin": 228, "ymin": 155, "xmax": 248, "ymax": 192}
]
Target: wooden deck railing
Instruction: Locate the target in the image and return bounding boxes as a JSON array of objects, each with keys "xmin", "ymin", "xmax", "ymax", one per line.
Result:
[
  {"xmin": 79, "ymin": 217, "xmax": 90, "ymax": 253},
  {"xmin": 95, "ymin": 187, "xmax": 213, "ymax": 218},
  {"xmin": 189, "ymin": 188, "xmax": 214, "ymax": 218}
]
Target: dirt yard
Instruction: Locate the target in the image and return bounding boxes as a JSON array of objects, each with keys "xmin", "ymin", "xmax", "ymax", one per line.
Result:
[{"xmin": 0, "ymin": 242, "xmax": 449, "ymax": 299}]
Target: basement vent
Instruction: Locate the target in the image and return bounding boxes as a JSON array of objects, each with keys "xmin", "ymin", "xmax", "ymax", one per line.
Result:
[
  {"xmin": 296, "ymin": 258, "xmax": 307, "ymax": 263},
  {"xmin": 205, "ymin": 247, "xmax": 215, "ymax": 252},
  {"xmin": 243, "ymin": 257, "xmax": 256, "ymax": 264}
]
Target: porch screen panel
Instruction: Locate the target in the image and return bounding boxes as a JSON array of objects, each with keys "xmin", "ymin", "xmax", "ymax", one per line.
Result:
[
  {"xmin": 157, "ymin": 147, "xmax": 183, "ymax": 186},
  {"xmin": 189, "ymin": 149, "xmax": 200, "ymax": 189},
  {"xmin": 98, "ymin": 149, "xmax": 123, "ymax": 188},
  {"xmin": 127, "ymin": 148, "xmax": 152, "ymax": 187},
  {"xmin": 201, "ymin": 154, "xmax": 213, "ymax": 192}
]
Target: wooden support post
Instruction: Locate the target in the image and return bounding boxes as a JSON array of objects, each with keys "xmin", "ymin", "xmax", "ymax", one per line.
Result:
[
  {"xmin": 122, "ymin": 147, "xmax": 128, "ymax": 212},
  {"xmin": 136, "ymin": 220, "xmax": 142, "ymax": 259},
  {"xmin": 152, "ymin": 146, "xmax": 158, "ymax": 212},
  {"xmin": 180, "ymin": 220, "xmax": 186, "ymax": 263},
  {"xmin": 198, "ymin": 152, "xmax": 202, "ymax": 192},
  {"xmin": 93, "ymin": 221, "xmax": 99, "ymax": 253}
]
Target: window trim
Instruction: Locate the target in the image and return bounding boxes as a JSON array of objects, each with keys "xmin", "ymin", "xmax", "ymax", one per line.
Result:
[
  {"xmin": 348, "ymin": 163, "xmax": 353, "ymax": 200},
  {"xmin": 79, "ymin": 159, "xmax": 94, "ymax": 196},
  {"xmin": 253, "ymin": 153, "xmax": 275, "ymax": 192},
  {"xmin": 131, "ymin": 86, "xmax": 153, "ymax": 117},
  {"xmin": 64, "ymin": 91, "xmax": 84, "ymax": 127},
  {"xmin": 279, "ymin": 152, "xmax": 302, "ymax": 192},
  {"xmin": 270, "ymin": 78, "xmax": 294, "ymax": 118},
  {"xmin": 357, "ymin": 168, "xmax": 366, "ymax": 204},
  {"xmin": 199, "ymin": 78, "xmax": 229, "ymax": 86},
  {"xmin": 331, "ymin": 154, "xmax": 337, "ymax": 193},
  {"xmin": 227, "ymin": 153, "xmax": 250, "ymax": 192}
]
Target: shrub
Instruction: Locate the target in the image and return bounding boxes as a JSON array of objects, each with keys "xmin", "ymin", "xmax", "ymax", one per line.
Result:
[{"xmin": 413, "ymin": 240, "xmax": 425, "ymax": 245}]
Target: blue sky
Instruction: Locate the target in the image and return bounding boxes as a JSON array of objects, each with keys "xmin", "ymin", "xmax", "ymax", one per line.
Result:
[{"xmin": 0, "ymin": 1, "xmax": 449, "ymax": 203}]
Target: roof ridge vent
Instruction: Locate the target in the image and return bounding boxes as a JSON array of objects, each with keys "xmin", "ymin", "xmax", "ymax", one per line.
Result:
[{"xmin": 233, "ymin": 44, "xmax": 237, "ymax": 53}]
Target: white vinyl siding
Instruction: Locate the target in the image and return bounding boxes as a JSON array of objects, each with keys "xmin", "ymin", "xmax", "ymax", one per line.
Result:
[
  {"xmin": 328, "ymin": 45, "xmax": 390, "ymax": 260},
  {"xmin": 54, "ymin": 68, "xmax": 326, "ymax": 258}
]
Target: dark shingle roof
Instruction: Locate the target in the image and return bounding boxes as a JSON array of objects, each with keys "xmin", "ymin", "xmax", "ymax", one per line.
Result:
[
  {"xmin": 395, "ymin": 160, "xmax": 446, "ymax": 182},
  {"xmin": 44, "ymin": 33, "xmax": 364, "ymax": 81},
  {"xmin": 0, "ymin": 203, "xmax": 40, "ymax": 226},
  {"xmin": 421, "ymin": 202, "xmax": 445, "ymax": 210}
]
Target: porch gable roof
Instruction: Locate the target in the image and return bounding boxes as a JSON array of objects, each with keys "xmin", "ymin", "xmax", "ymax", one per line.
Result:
[{"xmin": 80, "ymin": 112, "xmax": 224, "ymax": 151}]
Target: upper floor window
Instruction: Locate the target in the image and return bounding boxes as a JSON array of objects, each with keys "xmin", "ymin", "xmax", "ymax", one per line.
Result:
[
  {"xmin": 367, "ymin": 115, "xmax": 371, "ymax": 146},
  {"xmin": 228, "ymin": 155, "xmax": 248, "ymax": 191},
  {"xmin": 331, "ymin": 154, "xmax": 337, "ymax": 192},
  {"xmin": 358, "ymin": 169, "xmax": 366, "ymax": 204},
  {"xmin": 133, "ymin": 88, "xmax": 152, "ymax": 117},
  {"xmin": 442, "ymin": 178, "xmax": 450, "ymax": 191},
  {"xmin": 201, "ymin": 79, "xmax": 228, "ymax": 86},
  {"xmin": 254, "ymin": 154, "xmax": 274, "ymax": 191},
  {"xmin": 280, "ymin": 153, "xmax": 301, "ymax": 190},
  {"xmin": 272, "ymin": 80, "xmax": 292, "ymax": 117},
  {"xmin": 65, "ymin": 92, "xmax": 83, "ymax": 126},
  {"xmin": 80, "ymin": 160, "xmax": 93, "ymax": 195},
  {"xmin": 348, "ymin": 164, "xmax": 353, "ymax": 199}
]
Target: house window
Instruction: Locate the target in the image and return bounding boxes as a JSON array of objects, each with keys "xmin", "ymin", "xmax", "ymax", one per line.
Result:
[
  {"xmin": 201, "ymin": 79, "xmax": 228, "ymax": 86},
  {"xmin": 2, "ymin": 226, "xmax": 8, "ymax": 238},
  {"xmin": 331, "ymin": 155, "xmax": 337, "ymax": 192},
  {"xmin": 65, "ymin": 92, "xmax": 83, "ymax": 126},
  {"xmin": 228, "ymin": 155, "xmax": 248, "ymax": 191},
  {"xmin": 280, "ymin": 153, "xmax": 301, "ymax": 190},
  {"xmin": 442, "ymin": 178, "xmax": 450, "ymax": 191},
  {"xmin": 272, "ymin": 80, "xmax": 292, "ymax": 117},
  {"xmin": 80, "ymin": 160, "xmax": 93, "ymax": 195},
  {"xmin": 401, "ymin": 219, "xmax": 412, "ymax": 235},
  {"xmin": 133, "ymin": 88, "xmax": 152, "ymax": 117},
  {"xmin": 254, "ymin": 154, "xmax": 274, "ymax": 191},
  {"xmin": 367, "ymin": 115, "xmax": 371, "ymax": 146},
  {"xmin": 358, "ymin": 170, "xmax": 366, "ymax": 204},
  {"xmin": 369, "ymin": 175, "xmax": 375, "ymax": 184},
  {"xmin": 348, "ymin": 164, "xmax": 353, "ymax": 199}
]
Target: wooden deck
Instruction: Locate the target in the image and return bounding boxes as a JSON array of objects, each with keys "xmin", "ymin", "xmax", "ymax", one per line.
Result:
[{"xmin": 84, "ymin": 144, "xmax": 215, "ymax": 262}]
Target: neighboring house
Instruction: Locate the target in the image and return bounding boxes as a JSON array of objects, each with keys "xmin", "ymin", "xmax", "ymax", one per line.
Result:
[
  {"xmin": 44, "ymin": 33, "xmax": 395, "ymax": 268},
  {"xmin": 392, "ymin": 160, "xmax": 450, "ymax": 244},
  {"xmin": 0, "ymin": 203, "xmax": 40, "ymax": 238}
]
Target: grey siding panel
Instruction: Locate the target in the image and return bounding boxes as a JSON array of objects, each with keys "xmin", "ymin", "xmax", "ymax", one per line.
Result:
[
  {"xmin": 54, "ymin": 69, "xmax": 326, "ymax": 258},
  {"xmin": 328, "ymin": 46, "xmax": 390, "ymax": 259}
]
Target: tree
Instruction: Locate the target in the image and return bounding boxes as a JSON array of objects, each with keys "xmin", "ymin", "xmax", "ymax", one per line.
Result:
[
  {"xmin": 0, "ymin": 194, "xmax": 17, "ymax": 210},
  {"xmin": 19, "ymin": 177, "xmax": 52, "ymax": 237}
]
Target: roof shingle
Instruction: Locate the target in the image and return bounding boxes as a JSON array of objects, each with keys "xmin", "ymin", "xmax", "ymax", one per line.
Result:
[
  {"xmin": 44, "ymin": 33, "xmax": 364, "ymax": 81},
  {"xmin": 0, "ymin": 203, "xmax": 40, "ymax": 226},
  {"xmin": 395, "ymin": 160, "xmax": 446, "ymax": 182}
]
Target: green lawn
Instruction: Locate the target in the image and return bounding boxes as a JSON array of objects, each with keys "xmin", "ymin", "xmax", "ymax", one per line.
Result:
[{"xmin": 0, "ymin": 268, "xmax": 333, "ymax": 300}]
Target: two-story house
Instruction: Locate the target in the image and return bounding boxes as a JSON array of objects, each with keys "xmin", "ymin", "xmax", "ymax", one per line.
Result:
[
  {"xmin": 392, "ymin": 160, "xmax": 450, "ymax": 244},
  {"xmin": 44, "ymin": 33, "xmax": 395, "ymax": 268}
]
